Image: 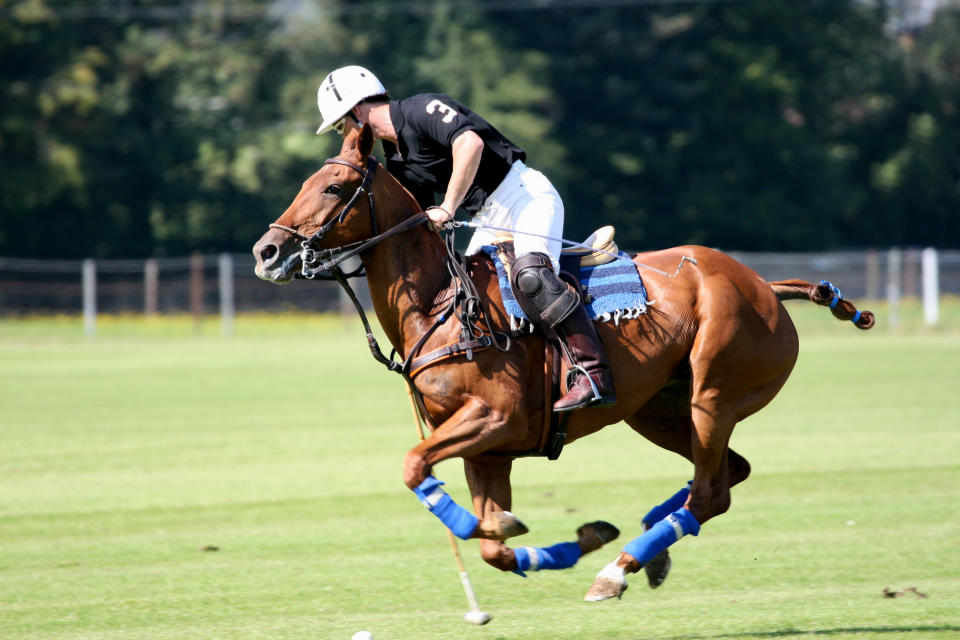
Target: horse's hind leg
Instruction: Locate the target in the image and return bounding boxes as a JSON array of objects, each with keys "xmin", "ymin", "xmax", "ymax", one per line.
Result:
[
  {"xmin": 638, "ymin": 481, "xmax": 690, "ymax": 588},
  {"xmin": 585, "ymin": 406, "xmax": 754, "ymax": 600},
  {"xmin": 636, "ymin": 449, "xmax": 751, "ymax": 589},
  {"xmin": 624, "ymin": 414, "xmax": 694, "ymax": 590},
  {"xmin": 585, "ymin": 412, "xmax": 733, "ymax": 601},
  {"xmin": 464, "ymin": 458, "xmax": 620, "ymax": 575},
  {"xmin": 586, "ymin": 286, "xmax": 792, "ymax": 600}
]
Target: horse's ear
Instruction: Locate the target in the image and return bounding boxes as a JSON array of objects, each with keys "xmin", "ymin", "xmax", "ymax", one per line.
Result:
[{"xmin": 357, "ymin": 122, "xmax": 375, "ymax": 159}]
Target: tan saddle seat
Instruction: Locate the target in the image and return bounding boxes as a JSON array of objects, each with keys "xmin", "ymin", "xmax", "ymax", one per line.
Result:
[
  {"xmin": 561, "ymin": 225, "xmax": 618, "ymax": 267},
  {"xmin": 493, "ymin": 226, "xmax": 619, "ymax": 268}
]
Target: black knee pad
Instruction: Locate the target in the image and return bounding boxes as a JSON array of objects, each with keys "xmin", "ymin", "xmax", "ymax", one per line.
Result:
[{"xmin": 511, "ymin": 253, "xmax": 579, "ymax": 327}]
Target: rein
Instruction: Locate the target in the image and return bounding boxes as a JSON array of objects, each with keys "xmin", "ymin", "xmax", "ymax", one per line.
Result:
[{"xmin": 268, "ymin": 155, "xmax": 511, "ymax": 431}]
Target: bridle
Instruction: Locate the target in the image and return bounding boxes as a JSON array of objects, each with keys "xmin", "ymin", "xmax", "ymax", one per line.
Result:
[
  {"xmin": 265, "ymin": 153, "xmax": 512, "ymax": 434},
  {"xmin": 269, "ymin": 156, "xmax": 427, "ymax": 280}
]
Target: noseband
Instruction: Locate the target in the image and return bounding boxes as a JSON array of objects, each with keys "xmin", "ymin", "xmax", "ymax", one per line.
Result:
[{"xmin": 269, "ymin": 156, "xmax": 427, "ymax": 279}]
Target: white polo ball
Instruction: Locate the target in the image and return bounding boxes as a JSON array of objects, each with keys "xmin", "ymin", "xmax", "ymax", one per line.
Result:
[{"xmin": 351, "ymin": 632, "xmax": 373, "ymax": 640}]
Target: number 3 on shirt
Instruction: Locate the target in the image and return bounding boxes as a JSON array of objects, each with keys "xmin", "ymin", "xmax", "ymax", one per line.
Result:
[{"xmin": 425, "ymin": 99, "xmax": 459, "ymax": 124}]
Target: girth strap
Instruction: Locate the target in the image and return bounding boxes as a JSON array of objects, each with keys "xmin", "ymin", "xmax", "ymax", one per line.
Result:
[
  {"xmin": 482, "ymin": 339, "xmax": 571, "ymax": 460},
  {"xmin": 331, "ymin": 261, "xmax": 568, "ymax": 458}
]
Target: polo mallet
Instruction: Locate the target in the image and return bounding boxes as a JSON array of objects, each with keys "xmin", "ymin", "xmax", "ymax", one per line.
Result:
[{"xmin": 406, "ymin": 383, "xmax": 492, "ymax": 626}]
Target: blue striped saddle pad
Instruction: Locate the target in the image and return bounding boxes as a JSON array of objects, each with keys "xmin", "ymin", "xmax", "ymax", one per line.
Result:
[{"xmin": 481, "ymin": 245, "xmax": 651, "ymax": 326}]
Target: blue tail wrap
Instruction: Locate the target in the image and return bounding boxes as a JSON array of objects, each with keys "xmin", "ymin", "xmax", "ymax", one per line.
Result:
[
  {"xmin": 513, "ymin": 541, "xmax": 582, "ymax": 577},
  {"xmin": 412, "ymin": 475, "xmax": 478, "ymax": 540},
  {"xmin": 641, "ymin": 483, "xmax": 691, "ymax": 528},
  {"xmin": 623, "ymin": 508, "xmax": 700, "ymax": 566},
  {"xmin": 820, "ymin": 279, "xmax": 862, "ymax": 324}
]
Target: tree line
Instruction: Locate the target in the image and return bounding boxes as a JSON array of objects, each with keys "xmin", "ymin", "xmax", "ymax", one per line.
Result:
[{"xmin": 2, "ymin": 0, "xmax": 958, "ymax": 259}]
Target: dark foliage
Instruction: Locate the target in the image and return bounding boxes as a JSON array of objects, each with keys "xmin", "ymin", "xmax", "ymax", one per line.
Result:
[{"xmin": 1, "ymin": 0, "xmax": 958, "ymax": 258}]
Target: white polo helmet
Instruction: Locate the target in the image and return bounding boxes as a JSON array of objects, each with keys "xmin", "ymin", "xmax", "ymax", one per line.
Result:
[{"xmin": 316, "ymin": 65, "xmax": 387, "ymax": 134}]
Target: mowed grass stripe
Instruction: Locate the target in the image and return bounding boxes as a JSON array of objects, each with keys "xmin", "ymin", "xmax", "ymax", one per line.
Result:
[{"xmin": 1, "ymin": 310, "xmax": 958, "ymax": 639}]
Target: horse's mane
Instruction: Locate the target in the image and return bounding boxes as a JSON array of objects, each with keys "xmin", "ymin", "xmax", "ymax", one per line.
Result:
[{"xmin": 371, "ymin": 156, "xmax": 428, "ymax": 221}]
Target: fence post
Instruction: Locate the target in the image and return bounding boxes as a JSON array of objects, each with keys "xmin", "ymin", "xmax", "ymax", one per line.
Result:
[
  {"xmin": 82, "ymin": 258, "xmax": 96, "ymax": 337},
  {"xmin": 865, "ymin": 248, "xmax": 880, "ymax": 300},
  {"xmin": 144, "ymin": 258, "xmax": 158, "ymax": 316},
  {"xmin": 886, "ymin": 248, "xmax": 902, "ymax": 330},
  {"xmin": 190, "ymin": 252, "xmax": 204, "ymax": 332},
  {"xmin": 922, "ymin": 247, "xmax": 939, "ymax": 326},
  {"xmin": 219, "ymin": 253, "xmax": 234, "ymax": 337}
]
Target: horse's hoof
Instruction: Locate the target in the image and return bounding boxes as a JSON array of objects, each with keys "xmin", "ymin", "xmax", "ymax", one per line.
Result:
[
  {"xmin": 584, "ymin": 561, "xmax": 628, "ymax": 602},
  {"xmin": 476, "ymin": 511, "xmax": 529, "ymax": 541},
  {"xmin": 644, "ymin": 549, "xmax": 671, "ymax": 589},
  {"xmin": 576, "ymin": 520, "xmax": 620, "ymax": 555}
]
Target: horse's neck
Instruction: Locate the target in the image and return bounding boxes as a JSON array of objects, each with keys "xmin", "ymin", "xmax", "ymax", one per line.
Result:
[{"xmin": 360, "ymin": 225, "xmax": 453, "ymax": 355}]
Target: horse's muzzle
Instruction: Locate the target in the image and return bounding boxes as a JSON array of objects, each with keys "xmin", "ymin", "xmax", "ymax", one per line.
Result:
[{"xmin": 252, "ymin": 231, "xmax": 299, "ymax": 283}]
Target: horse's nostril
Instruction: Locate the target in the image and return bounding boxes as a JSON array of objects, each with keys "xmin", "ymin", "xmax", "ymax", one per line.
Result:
[{"xmin": 260, "ymin": 243, "xmax": 278, "ymax": 263}]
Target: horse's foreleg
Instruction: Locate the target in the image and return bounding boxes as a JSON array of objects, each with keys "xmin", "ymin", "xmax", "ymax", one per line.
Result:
[
  {"xmin": 465, "ymin": 458, "xmax": 620, "ymax": 575},
  {"xmin": 403, "ymin": 398, "xmax": 526, "ymax": 541},
  {"xmin": 464, "ymin": 458, "xmax": 518, "ymax": 570},
  {"xmin": 480, "ymin": 531, "xmax": 619, "ymax": 577}
]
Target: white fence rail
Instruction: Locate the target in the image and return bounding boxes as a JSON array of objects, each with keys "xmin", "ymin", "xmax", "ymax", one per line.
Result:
[{"xmin": 1, "ymin": 249, "xmax": 957, "ymax": 334}]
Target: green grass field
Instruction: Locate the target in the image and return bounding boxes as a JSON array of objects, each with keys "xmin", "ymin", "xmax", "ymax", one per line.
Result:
[{"xmin": 1, "ymin": 303, "xmax": 958, "ymax": 639}]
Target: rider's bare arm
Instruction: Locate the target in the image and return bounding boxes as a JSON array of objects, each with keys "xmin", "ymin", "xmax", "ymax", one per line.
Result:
[{"xmin": 428, "ymin": 130, "xmax": 484, "ymax": 226}]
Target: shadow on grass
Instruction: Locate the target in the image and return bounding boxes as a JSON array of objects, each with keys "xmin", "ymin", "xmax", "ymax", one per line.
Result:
[{"xmin": 662, "ymin": 626, "xmax": 960, "ymax": 639}]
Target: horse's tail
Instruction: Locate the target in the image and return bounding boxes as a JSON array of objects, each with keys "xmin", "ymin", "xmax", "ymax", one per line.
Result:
[{"xmin": 768, "ymin": 279, "xmax": 875, "ymax": 330}]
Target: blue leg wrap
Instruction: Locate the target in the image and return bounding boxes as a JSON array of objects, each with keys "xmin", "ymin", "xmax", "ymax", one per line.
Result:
[
  {"xmin": 513, "ymin": 541, "xmax": 582, "ymax": 577},
  {"xmin": 641, "ymin": 482, "xmax": 692, "ymax": 528},
  {"xmin": 623, "ymin": 507, "xmax": 700, "ymax": 566},
  {"xmin": 412, "ymin": 475, "xmax": 478, "ymax": 540}
]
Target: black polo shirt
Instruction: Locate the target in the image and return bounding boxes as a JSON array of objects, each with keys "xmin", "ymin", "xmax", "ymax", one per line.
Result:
[{"xmin": 382, "ymin": 94, "xmax": 526, "ymax": 215}]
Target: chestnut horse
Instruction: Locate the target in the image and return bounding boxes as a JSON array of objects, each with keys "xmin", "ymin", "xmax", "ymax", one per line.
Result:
[{"xmin": 253, "ymin": 125, "xmax": 874, "ymax": 601}]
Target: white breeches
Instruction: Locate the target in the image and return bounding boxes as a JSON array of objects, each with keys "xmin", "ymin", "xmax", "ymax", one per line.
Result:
[{"xmin": 464, "ymin": 160, "xmax": 565, "ymax": 272}]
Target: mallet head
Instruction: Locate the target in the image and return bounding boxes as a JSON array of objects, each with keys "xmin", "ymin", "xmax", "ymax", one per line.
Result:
[{"xmin": 464, "ymin": 610, "xmax": 491, "ymax": 625}]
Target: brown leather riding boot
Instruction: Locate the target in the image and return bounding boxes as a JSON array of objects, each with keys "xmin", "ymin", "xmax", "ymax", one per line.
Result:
[{"xmin": 554, "ymin": 304, "xmax": 617, "ymax": 412}]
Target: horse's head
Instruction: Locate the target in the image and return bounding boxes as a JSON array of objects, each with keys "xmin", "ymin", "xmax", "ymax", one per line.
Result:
[{"xmin": 253, "ymin": 123, "xmax": 381, "ymax": 283}]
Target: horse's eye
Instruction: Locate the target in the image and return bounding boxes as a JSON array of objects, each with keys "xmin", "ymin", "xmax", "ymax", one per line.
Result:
[{"xmin": 325, "ymin": 184, "xmax": 342, "ymax": 195}]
